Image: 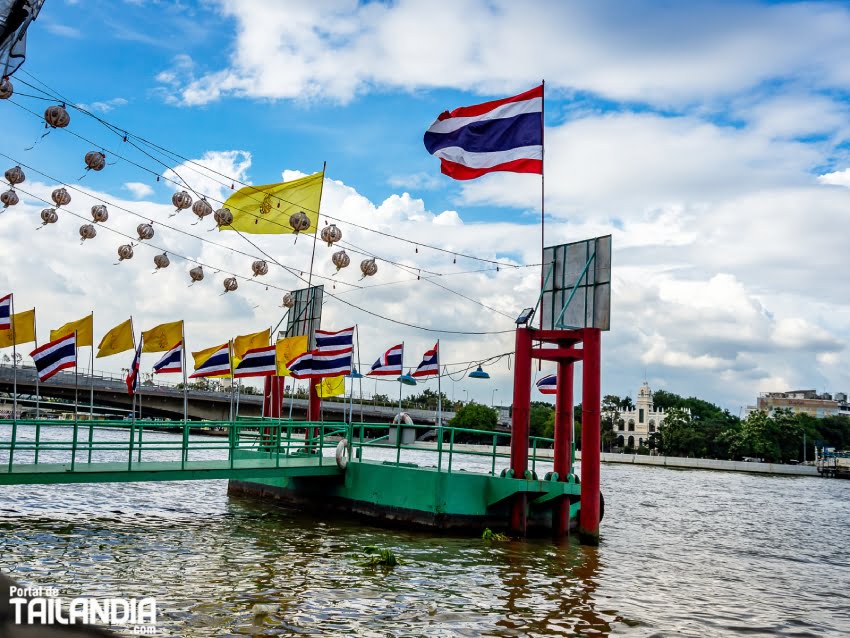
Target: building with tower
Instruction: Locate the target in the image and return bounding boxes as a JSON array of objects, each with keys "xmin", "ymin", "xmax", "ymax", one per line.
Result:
[{"xmin": 612, "ymin": 382, "xmax": 677, "ymax": 450}]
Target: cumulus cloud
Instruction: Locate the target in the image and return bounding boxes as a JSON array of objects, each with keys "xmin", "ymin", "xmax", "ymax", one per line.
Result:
[{"xmin": 123, "ymin": 182, "xmax": 155, "ymax": 199}]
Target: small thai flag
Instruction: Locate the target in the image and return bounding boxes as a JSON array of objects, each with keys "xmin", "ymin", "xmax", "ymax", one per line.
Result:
[
  {"xmin": 287, "ymin": 347, "xmax": 353, "ymax": 379},
  {"xmin": 234, "ymin": 345, "xmax": 277, "ymax": 378},
  {"xmin": 315, "ymin": 326, "xmax": 354, "ymax": 352},
  {"xmin": 424, "ymin": 85, "xmax": 543, "ymax": 180},
  {"xmin": 191, "ymin": 344, "xmax": 231, "ymax": 378},
  {"xmin": 30, "ymin": 333, "xmax": 76, "ymax": 382},
  {"xmin": 368, "ymin": 344, "xmax": 403, "ymax": 376},
  {"xmin": 536, "ymin": 374, "xmax": 557, "ymax": 395},
  {"xmin": 152, "ymin": 341, "xmax": 182, "ymax": 374},
  {"xmin": 126, "ymin": 341, "xmax": 142, "ymax": 395},
  {"xmin": 0, "ymin": 294, "xmax": 11, "ymax": 331},
  {"xmin": 412, "ymin": 342, "xmax": 439, "ymax": 378},
  {"xmin": 285, "ymin": 350, "xmax": 314, "ymax": 379}
]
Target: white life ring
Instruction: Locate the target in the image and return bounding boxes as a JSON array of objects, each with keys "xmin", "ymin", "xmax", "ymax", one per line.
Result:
[{"xmin": 335, "ymin": 438, "xmax": 350, "ymax": 470}]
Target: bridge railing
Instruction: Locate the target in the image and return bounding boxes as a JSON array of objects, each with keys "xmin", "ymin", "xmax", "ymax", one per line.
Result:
[{"xmin": 0, "ymin": 418, "xmax": 561, "ymax": 479}]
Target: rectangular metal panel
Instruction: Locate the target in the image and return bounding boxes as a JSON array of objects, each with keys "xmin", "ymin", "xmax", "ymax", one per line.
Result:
[
  {"xmin": 541, "ymin": 235, "xmax": 611, "ymax": 331},
  {"xmin": 284, "ymin": 285, "xmax": 324, "ymax": 349}
]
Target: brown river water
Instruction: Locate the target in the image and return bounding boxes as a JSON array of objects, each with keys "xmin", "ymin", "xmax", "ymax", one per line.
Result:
[{"xmin": 0, "ymin": 425, "xmax": 848, "ymax": 637}]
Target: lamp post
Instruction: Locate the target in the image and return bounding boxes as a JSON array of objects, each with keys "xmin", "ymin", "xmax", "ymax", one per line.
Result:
[
  {"xmin": 492, "ymin": 388, "xmax": 499, "ymax": 407},
  {"xmin": 463, "ymin": 389, "xmax": 469, "ymax": 404}
]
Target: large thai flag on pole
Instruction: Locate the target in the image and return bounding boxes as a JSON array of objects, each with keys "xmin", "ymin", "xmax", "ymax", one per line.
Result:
[
  {"xmin": 315, "ymin": 326, "xmax": 354, "ymax": 352},
  {"xmin": 126, "ymin": 341, "xmax": 142, "ymax": 395},
  {"xmin": 0, "ymin": 294, "xmax": 11, "ymax": 330},
  {"xmin": 30, "ymin": 333, "xmax": 76, "ymax": 382},
  {"xmin": 368, "ymin": 344, "xmax": 403, "ymax": 376},
  {"xmin": 412, "ymin": 342, "xmax": 439, "ymax": 378},
  {"xmin": 234, "ymin": 345, "xmax": 277, "ymax": 378},
  {"xmin": 191, "ymin": 344, "xmax": 231, "ymax": 378},
  {"xmin": 152, "ymin": 341, "xmax": 182, "ymax": 374},
  {"xmin": 536, "ymin": 374, "xmax": 557, "ymax": 395},
  {"xmin": 286, "ymin": 348, "xmax": 353, "ymax": 379},
  {"xmin": 423, "ymin": 85, "xmax": 543, "ymax": 180}
]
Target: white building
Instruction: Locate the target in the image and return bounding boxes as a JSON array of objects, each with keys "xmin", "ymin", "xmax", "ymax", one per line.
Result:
[{"xmin": 612, "ymin": 382, "xmax": 675, "ymax": 450}]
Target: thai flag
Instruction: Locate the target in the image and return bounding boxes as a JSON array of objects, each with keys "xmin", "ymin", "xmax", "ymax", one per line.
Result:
[
  {"xmin": 30, "ymin": 333, "xmax": 76, "ymax": 382},
  {"xmin": 126, "ymin": 341, "xmax": 142, "ymax": 395},
  {"xmin": 286, "ymin": 347, "xmax": 353, "ymax": 379},
  {"xmin": 315, "ymin": 326, "xmax": 354, "ymax": 352},
  {"xmin": 412, "ymin": 342, "xmax": 439, "ymax": 378},
  {"xmin": 152, "ymin": 341, "xmax": 182, "ymax": 374},
  {"xmin": 368, "ymin": 344, "xmax": 403, "ymax": 376},
  {"xmin": 424, "ymin": 85, "xmax": 543, "ymax": 180},
  {"xmin": 191, "ymin": 344, "xmax": 231, "ymax": 378},
  {"xmin": 0, "ymin": 294, "xmax": 11, "ymax": 331},
  {"xmin": 537, "ymin": 374, "xmax": 557, "ymax": 395},
  {"xmin": 234, "ymin": 345, "xmax": 277, "ymax": 378}
]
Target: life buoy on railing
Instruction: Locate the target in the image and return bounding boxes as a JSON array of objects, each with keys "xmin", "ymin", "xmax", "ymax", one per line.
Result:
[
  {"xmin": 336, "ymin": 438, "xmax": 350, "ymax": 470},
  {"xmin": 392, "ymin": 412, "xmax": 414, "ymax": 425}
]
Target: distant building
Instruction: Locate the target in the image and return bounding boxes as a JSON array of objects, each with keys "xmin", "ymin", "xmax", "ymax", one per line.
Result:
[
  {"xmin": 611, "ymin": 382, "xmax": 677, "ymax": 449},
  {"xmin": 753, "ymin": 390, "xmax": 843, "ymax": 418}
]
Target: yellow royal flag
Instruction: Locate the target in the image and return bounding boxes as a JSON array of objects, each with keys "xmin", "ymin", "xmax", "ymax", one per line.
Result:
[
  {"xmin": 141, "ymin": 320, "xmax": 183, "ymax": 353},
  {"xmin": 0, "ymin": 309, "xmax": 35, "ymax": 348},
  {"xmin": 276, "ymin": 335, "xmax": 308, "ymax": 376},
  {"xmin": 193, "ymin": 343, "xmax": 231, "ymax": 378},
  {"xmin": 97, "ymin": 318, "xmax": 135, "ymax": 358},
  {"xmin": 221, "ymin": 172, "xmax": 323, "ymax": 235},
  {"xmin": 315, "ymin": 375, "xmax": 345, "ymax": 398},
  {"xmin": 233, "ymin": 328, "xmax": 270, "ymax": 368},
  {"xmin": 50, "ymin": 314, "xmax": 93, "ymax": 348}
]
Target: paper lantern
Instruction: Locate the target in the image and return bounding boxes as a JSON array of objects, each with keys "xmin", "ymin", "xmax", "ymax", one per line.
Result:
[
  {"xmin": 117, "ymin": 244, "xmax": 134, "ymax": 262},
  {"xmin": 321, "ymin": 223, "xmax": 342, "ymax": 247},
  {"xmin": 332, "ymin": 249, "xmax": 350, "ymax": 272},
  {"xmin": 359, "ymin": 258, "xmax": 378, "ymax": 279},
  {"xmin": 40, "ymin": 208, "xmax": 58, "ymax": 226},
  {"xmin": 192, "ymin": 198, "xmax": 212, "ymax": 222},
  {"xmin": 223, "ymin": 277, "xmax": 238, "ymax": 293},
  {"xmin": 91, "ymin": 205, "xmax": 108, "ymax": 223},
  {"xmin": 0, "ymin": 78, "xmax": 12, "ymax": 100},
  {"xmin": 172, "ymin": 190, "xmax": 192, "ymax": 213},
  {"xmin": 79, "ymin": 224, "xmax": 97, "ymax": 242},
  {"xmin": 189, "ymin": 265, "xmax": 204, "ymax": 284},
  {"xmin": 153, "ymin": 253, "xmax": 170, "ymax": 271},
  {"xmin": 214, "ymin": 207, "xmax": 233, "ymax": 227},
  {"xmin": 1, "ymin": 190, "xmax": 18, "ymax": 208},
  {"xmin": 281, "ymin": 293, "xmax": 294, "ymax": 308},
  {"xmin": 51, "ymin": 187, "xmax": 71, "ymax": 207},
  {"xmin": 137, "ymin": 223, "xmax": 154, "ymax": 241},
  {"xmin": 251, "ymin": 260, "xmax": 268, "ymax": 277},
  {"xmin": 4, "ymin": 166, "xmax": 24, "ymax": 186},
  {"xmin": 84, "ymin": 151, "xmax": 106, "ymax": 172},
  {"xmin": 44, "ymin": 105, "xmax": 70, "ymax": 128},
  {"xmin": 289, "ymin": 211, "xmax": 310, "ymax": 233}
]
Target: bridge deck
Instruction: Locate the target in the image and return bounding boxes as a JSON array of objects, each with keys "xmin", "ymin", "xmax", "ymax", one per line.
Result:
[{"xmin": 0, "ymin": 455, "xmax": 340, "ymax": 485}]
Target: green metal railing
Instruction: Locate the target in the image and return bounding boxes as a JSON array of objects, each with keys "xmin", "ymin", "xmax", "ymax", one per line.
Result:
[{"xmin": 0, "ymin": 418, "xmax": 566, "ymax": 481}]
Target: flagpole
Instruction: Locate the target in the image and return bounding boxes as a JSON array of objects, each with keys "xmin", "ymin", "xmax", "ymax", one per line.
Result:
[
  {"xmin": 181, "ymin": 321, "xmax": 188, "ymax": 426},
  {"xmin": 436, "ymin": 340, "xmax": 442, "ymax": 428},
  {"xmin": 398, "ymin": 342, "xmax": 404, "ymax": 415},
  {"xmin": 34, "ymin": 314, "xmax": 39, "ymax": 420},
  {"xmin": 540, "ymin": 79, "xmax": 545, "ymax": 328},
  {"xmin": 10, "ymin": 294, "xmax": 16, "ymax": 423},
  {"xmin": 306, "ymin": 161, "xmax": 327, "ymax": 291},
  {"xmin": 74, "ymin": 330, "xmax": 79, "ymax": 422},
  {"xmin": 131, "ymin": 327, "xmax": 138, "ymax": 425},
  {"xmin": 89, "ymin": 311, "xmax": 94, "ymax": 419},
  {"xmin": 228, "ymin": 339, "xmax": 234, "ymax": 422}
]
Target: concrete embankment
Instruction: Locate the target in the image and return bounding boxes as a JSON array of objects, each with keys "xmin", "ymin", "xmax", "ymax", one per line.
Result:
[{"xmin": 413, "ymin": 441, "xmax": 818, "ymax": 477}]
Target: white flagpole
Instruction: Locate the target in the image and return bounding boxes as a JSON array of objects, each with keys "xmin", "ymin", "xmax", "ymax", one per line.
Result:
[
  {"xmin": 89, "ymin": 311, "xmax": 94, "ymax": 419},
  {"xmin": 131, "ymin": 329, "xmax": 138, "ymax": 425},
  {"xmin": 33, "ymin": 304, "xmax": 39, "ymax": 419},
  {"xmin": 228, "ymin": 339, "xmax": 235, "ymax": 422},
  {"xmin": 398, "ymin": 342, "xmax": 404, "ymax": 414},
  {"xmin": 74, "ymin": 330, "xmax": 79, "ymax": 422},
  {"xmin": 436, "ymin": 340, "xmax": 442, "ymax": 428},
  {"xmin": 181, "ymin": 321, "xmax": 188, "ymax": 425},
  {"xmin": 10, "ymin": 294, "xmax": 16, "ymax": 422}
]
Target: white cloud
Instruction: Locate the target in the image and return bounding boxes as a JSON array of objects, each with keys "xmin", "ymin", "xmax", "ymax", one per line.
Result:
[
  {"xmin": 159, "ymin": 1, "xmax": 850, "ymax": 106},
  {"xmin": 123, "ymin": 182, "xmax": 155, "ymax": 199},
  {"xmin": 78, "ymin": 98, "xmax": 129, "ymax": 114}
]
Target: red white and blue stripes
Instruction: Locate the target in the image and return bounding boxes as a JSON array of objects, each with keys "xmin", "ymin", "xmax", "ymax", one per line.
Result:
[
  {"xmin": 152, "ymin": 341, "xmax": 183, "ymax": 374},
  {"xmin": 285, "ymin": 347, "xmax": 352, "ymax": 380},
  {"xmin": 234, "ymin": 345, "xmax": 277, "ymax": 378},
  {"xmin": 191, "ymin": 344, "xmax": 231, "ymax": 378},
  {"xmin": 126, "ymin": 342, "xmax": 142, "ymax": 395},
  {"xmin": 537, "ymin": 374, "xmax": 557, "ymax": 395},
  {"xmin": 412, "ymin": 342, "xmax": 439, "ymax": 378},
  {"xmin": 315, "ymin": 326, "xmax": 354, "ymax": 352},
  {"xmin": 369, "ymin": 343, "xmax": 403, "ymax": 376},
  {"xmin": 0, "ymin": 294, "xmax": 11, "ymax": 331},
  {"xmin": 30, "ymin": 333, "xmax": 76, "ymax": 382},
  {"xmin": 424, "ymin": 85, "xmax": 543, "ymax": 180}
]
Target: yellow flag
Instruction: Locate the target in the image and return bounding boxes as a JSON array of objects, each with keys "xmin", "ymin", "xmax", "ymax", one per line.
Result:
[
  {"xmin": 192, "ymin": 343, "xmax": 231, "ymax": 378},
  {"xmin": 316, "ymin": 375, "xmax": 345, "ymax": 398},
  {"xmin": 141, "ymin": 320, "xmax": 183, "ymax": 353},
  {"xmin": 233, "ymin": 328, "xmax": 270, "ymax": 368},
  {"xmin": 221, "ymin": 172, "xmax": 323, "ymax": 235},
  {"xmin": 0, "ymin": 309, "xmax": 35, "ymax": 348},
  {"xmin": 50, "ymin": 314, "xmax": 93, "ymax": 348},
  {"xmin": 276, "ymin": 335, "xmax": 308, "ymax": 376},
  {"xmin": 97, "ymin": 318, "xmax": 135, "ymax": 358}
]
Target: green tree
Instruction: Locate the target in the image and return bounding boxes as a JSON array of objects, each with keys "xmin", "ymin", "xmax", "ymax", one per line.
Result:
[
  {"xmin": 601, "ymin": 394, "xmax": 621, "ymax": 452},
  {"xmin": 449, "ymin": 402, "xmax": 498, "ymax": 433},
  {"xmin": 529, "ymin": 401, "xmax": 555, "ymax": 438}
]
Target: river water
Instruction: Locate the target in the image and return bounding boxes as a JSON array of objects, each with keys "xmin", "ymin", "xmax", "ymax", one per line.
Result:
[{"xmin": 0, "ymin": 424, "xmax": 847, "ymax": 637}]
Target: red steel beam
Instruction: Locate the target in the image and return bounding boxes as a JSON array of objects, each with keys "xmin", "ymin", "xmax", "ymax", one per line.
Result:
[
  {"xmin": 552, "ymin": 360, "xmax": 574, "ymax": 537},
  {"xmin": 579, "ymin": 328, "xmax": 602, "ymax": 544},
  {"xmin": 530, "ymin": 347, "xmax": 583, "ymax": 362}
]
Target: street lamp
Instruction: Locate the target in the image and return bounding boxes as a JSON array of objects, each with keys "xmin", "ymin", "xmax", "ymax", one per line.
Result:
[
  {"xmin": 463, "ymin": 389, "xmax": 469, "ymax": 404},
  {"xmin": 492, "ymin": 388, "xmax": 499, "ymax": 407}
]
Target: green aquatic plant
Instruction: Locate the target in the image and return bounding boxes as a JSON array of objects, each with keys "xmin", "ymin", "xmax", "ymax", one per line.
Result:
[
  {"xmin": 482, "ymin": 528, "xmax": 510, "ymax": 542},
  {"xmin": 361, "ymin": 545, "xmax": 399, "ymax": 567}
]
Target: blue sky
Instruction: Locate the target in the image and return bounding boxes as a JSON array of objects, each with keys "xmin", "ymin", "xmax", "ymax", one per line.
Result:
[{"xmin": 4, "ymin": 0, "xmax": 850, "ymax": 410}]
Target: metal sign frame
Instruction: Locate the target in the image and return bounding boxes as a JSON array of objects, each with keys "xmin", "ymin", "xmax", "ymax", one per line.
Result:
[
  {"xmin": 539, "ymin": 235, "xmax": 611, "ymax": 331},
  {"xmin": 283, "ymin": 285, "xmax": 324, "ymax": 348}
]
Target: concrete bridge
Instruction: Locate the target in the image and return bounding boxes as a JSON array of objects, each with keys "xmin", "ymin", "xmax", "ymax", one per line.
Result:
[{"xmin": 0, "ymin": 364, "xmax": 455, "ymax": 423}]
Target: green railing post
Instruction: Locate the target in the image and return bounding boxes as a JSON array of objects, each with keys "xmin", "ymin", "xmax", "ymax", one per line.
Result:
[
  {"xmin": 531, "ymin": 438, "xmax": 538, "ymax": 476},
  {"xmin": 229, "ymin": 421, "xmax": 235, "ymax": 469},
  {"xmin": 87, "ymin": 423, "xmax": 94, "ymax": 464},
  {"xmin": 395, "ymin": 423, "xmax": 402, "ymax": 466},
  {"xmin": 7, "ymin": 420, "xmax": 17, "ymax": 471},
  {"xmin": 436, "ymin": 425, "xmax": 443, "ymax": 472},
  {"xmin": 181, "ymin": 420, "xmax": 188, "ymax": 469},
  {"xmin": 358, "ymin": 423, "xmax": 364, "ymax": 462},
  {"xmin": 448, "ymin": 428, "xmax": 455, "ymax": 474},
  {"xmin": 275, "ymin": 421, "xmax": 282, "ymax": 467},
  {"xmin": 34, "ymin": 420, "xmax": 40, "ymax": 465},
  {"xmin": 137, "ymin": 425, "xmax": 143, "ymax": 463},
  {"xmin": 71, "ymin": 420, "xmax": 79, "ymax": 471},
  {"xmin": 491, "ymin": 433, "xmax": 497, "ymax": 476},
  {"xmin": 127, "ymin": 421, "xmax": 134, "ymax": 471}
]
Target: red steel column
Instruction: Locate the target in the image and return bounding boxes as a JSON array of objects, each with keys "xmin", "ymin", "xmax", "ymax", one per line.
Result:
[
  {"xmin": 579, "ymin": 328, "xmax": 602, "ymax": 543},
  {"xmin": 552, "ymin": 359, "xmax": 574, "ymax": 537},
  {"xmin": 307, "ymin": 380, "xmax": 321, "ymax": 450},
  {"xmin": 510, "ymin": 327, "xmax": 533, "ymax": 535},
  {"xmin": 263, "ymin": 376, "xmax": 285, "ymax": 418}
]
